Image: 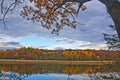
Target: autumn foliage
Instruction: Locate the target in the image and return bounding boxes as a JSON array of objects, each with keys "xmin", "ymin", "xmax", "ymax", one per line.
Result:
[
  {"xmin": 20, "ymin": 0, "xmax": 85, "ymax": 34},
  {"xmin": 0, "ymin": 47, "xmax": 120, "ymax": 61}
]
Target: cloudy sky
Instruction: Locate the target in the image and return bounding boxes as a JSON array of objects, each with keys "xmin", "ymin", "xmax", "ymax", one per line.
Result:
[{"xmin": 0, "ymin": 0, "xmax": 115, "ymax": 50}]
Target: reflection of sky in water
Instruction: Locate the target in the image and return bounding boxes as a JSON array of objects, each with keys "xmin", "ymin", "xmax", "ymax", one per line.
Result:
[
  {"xmin": 22, "ymin": 73, "xmax": 120, "ymax": 80},
  {"xmin": 0, "ymin": 71, "xmax": 120, "ymax": 80},
  {"xmin": 23, "ymin": 73, "xmax": 90, "ymax": 80},
  {"xmin": 0, "ymin": 64, "xmax": 120, "ymax": 80}
]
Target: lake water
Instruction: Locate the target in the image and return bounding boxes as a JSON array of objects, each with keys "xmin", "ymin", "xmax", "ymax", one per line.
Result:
[{"xmin": 0, "ymin": 63, "xmax": 120, "ymax": 80}]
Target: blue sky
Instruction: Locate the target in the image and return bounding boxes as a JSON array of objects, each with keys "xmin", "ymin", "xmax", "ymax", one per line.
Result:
[{"xmin": 0, "ymin": 0, "xmax": 115, "ymax": 50}]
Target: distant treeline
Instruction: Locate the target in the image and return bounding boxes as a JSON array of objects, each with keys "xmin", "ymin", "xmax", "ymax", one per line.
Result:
[{"xmin": 0, "ymin": 47, "xmax": 120, "ymax": 61}]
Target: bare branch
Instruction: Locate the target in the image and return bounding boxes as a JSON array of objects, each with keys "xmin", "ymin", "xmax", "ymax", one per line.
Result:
[
  {"xmin": 1, "ymin": 0, "xmax": 23, "ymax": 28},
  {"xmin": 1, "ymin": 0, "xmax": 4, "ymax": 13},
  {"xmin": 76, "ymin": 3, "xmax": 82, "ymax": 16},
  {"xmin": 2, "ymin": 1, "xmax": 17, "ymax": 28},
  {"xmin": 61, "ymin": 7, "xmax": 75, "ymax": 21}
]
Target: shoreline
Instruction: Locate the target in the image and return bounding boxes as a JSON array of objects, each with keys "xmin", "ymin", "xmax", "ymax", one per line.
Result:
[{"xmin": 0, "ymin": 59, "xmax": 117, "ymax": 65}]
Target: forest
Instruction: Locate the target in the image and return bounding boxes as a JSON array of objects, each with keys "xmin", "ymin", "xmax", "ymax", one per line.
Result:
[{"xmin": 0, "ymin": 47, "xmax": 120, "ymax": 61}]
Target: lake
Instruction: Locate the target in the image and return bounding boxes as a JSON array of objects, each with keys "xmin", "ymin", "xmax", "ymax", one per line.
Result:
[{"xmin": 0, "ymin": 63, "xmax": 120, "ymax": 80}]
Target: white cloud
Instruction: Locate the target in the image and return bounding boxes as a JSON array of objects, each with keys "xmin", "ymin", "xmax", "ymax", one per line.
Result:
[
  {"xmin": 0, "ymin": 41, "xmax": 23, "ymax": 50},
  {"xmin": 0, "ymin": 34, "xmax": 17, "ymax": 42},
  {"xmin": 43, "ymin": 38, "xmax": 108, "ymax": 50},
  {"xmin": 0, "ymin": 0, "xmax": 114, "ymax": 50}
]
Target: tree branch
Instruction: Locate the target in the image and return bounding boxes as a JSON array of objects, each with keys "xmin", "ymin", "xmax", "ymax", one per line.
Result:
[
  {"xmin": 1, "ymin": 0, "xmax": 4, "ymax": 14},
  {"xmin": 1, "ymin": 0, "xmax": 23, "ymax": 28}
]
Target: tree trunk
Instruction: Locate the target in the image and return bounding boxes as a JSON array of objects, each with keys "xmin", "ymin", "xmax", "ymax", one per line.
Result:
[{"xmin": 99, "ymin": 0, "xmax": 120, "ymax": 39}]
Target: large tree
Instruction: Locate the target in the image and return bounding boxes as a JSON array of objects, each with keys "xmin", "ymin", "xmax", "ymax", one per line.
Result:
[
  {"xmin": 0, "ymin": 0, "xmax": 120, "ymax": 38},
  {"xmin": 99, "ymin": 0, "xmax": 120, "ymax": 40},
  {"xmin": 100, "ymin": 0, "xmax": 120, "ymax": 50}
]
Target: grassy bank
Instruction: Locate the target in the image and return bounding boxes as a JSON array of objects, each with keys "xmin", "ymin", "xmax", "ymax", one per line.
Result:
[{"xmin": 0, "ymin": 59, "xmax": 117, "ymax": 65}]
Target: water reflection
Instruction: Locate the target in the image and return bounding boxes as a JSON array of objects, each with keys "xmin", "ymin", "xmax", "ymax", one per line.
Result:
[
  {"xmin": 0, "ymin": 63, "xmax": 120, "ymax": 80},
  {"xmin": 89, "ymin": 72, "xmax": 120, "ymax": 80},
  {"xmin": 0, "ymin": 71, "xmax": 21, "ymax": 80}
]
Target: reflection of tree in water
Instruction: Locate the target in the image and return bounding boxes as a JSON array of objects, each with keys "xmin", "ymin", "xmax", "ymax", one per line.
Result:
[
  {"xmin": 0, "ymin": 71, "xmax": 21, "ymax": 80},
  {"xmin": 0, "ymin": 63, "xmax": 120, "ymax": 80},
  {"xmin": 0, "ymin": 63, "xmax": 120, "ymax": 74},
  {"xmin": 55, "ymin": 73, "xmax": 120, "ymax": 80},
  {"xmin": 89, "ymin": 72, "xmax": 120, "ymax": 80},
  {"xmin": 0, "ymin": 71, "xmax": 28, "ymax": 80}
]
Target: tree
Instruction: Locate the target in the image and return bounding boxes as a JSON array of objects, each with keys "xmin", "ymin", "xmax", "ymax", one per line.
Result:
[
  {"xmin": 99, "ymin": 0, "xmax": 120, "ymax": 39},
  {"xmin": 99, "ymin": 0, "xmax": 120, "ymax": 50},
  {"xmin": 0, "ymin": 0, "xmax": 24, "ymax": 28},
  {"xmin": 0, "ymin": 0, "xmax": 91, "ymax": 34},
  {"xmin": 0, "ymin": 0, "xmax": 120, "ymax": 39},
  {"xmin": 20, "ymin": 0, "xmax": 91, "ymax": 34},
  {"xmin": 103, "ymin": 25, "xmax": 120, "ymax": 50}
]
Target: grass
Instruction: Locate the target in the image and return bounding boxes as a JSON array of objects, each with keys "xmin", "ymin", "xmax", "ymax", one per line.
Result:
[{"xmin": 0, "ymin": 59, "xmax": 117, "ymax": 65}]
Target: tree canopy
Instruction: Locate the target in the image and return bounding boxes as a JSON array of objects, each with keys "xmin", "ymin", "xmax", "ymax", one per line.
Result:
[
  {"xmin": 20, "ymin": 0, "xmax": 91, "ymax": 34},
  {"xmin": 0, "ymin": 0, "xmax": 120, "ymax": 50},
  {"xmin": 1, "ymin": 0, "xmax": 119, "ymax": 36},
  {"xmin": 0, "ymin": 0, "xmax": 91, "ymax": 34}
]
